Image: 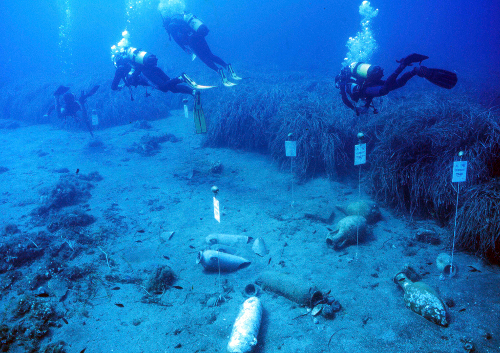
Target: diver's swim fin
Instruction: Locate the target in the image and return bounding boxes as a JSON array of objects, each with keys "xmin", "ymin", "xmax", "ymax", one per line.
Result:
[
  {"xmin": 193, "ymin": 91, "xmax": 207, "ymax": 134},
  {"xmin": 227, "ymin": 64, "xmax": 242, "ymax": 80},
  {"xmin": 47, "ymin": 104, "xmax": 55, "ymax": 116},
  {"xmin": 87, "ymin": 85, "xmax": 100, "ymax": 98},
  {"xmin": 418, "ymin": 66, "xmax": 458, "ymax": 89},
  {"xmin": 54, "ymin": 85, "xmax": 70, "ymax": 96},
  {"xmin": 181, "ymin": 73, "xmax": 215, "ymax": 90},
  {"xmin": 218, "ymin": 68, "xmax": 237, "ymax": 87},
  {"xmin": 79, "ymin": 85, "xmax": 100, "ymax": 105},
  {"xmin": 397, "ymin": 53, "xmax": 429, "ymax": 66}
]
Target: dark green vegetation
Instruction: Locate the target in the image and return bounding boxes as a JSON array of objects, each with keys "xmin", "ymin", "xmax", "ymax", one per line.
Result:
[
  {"xmin": 202, "ymin": 73, "xmax": 500, "ymax": 263},
  {"xmin": 2, "ymin": 71, "xmax": 500, "ymax": 263}
]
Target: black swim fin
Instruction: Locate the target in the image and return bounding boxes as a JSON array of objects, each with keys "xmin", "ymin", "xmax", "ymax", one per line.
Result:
[
  {"xmin": 54, "ymin": 85, "xmax": 70, "ymax": 96},
  {"xmin": 418, "ymin": 66, "xmax": 458, "ymax": 89},
  {"xmin": 397, "ymin": 53, "xmax": 429, "ymax": 66},
  {"xmin": 87, "ymin": 85, "xmax": 100, "ymax": 98}
]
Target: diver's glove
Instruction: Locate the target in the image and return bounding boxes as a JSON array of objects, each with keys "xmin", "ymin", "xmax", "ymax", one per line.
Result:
[{"xmin": 355, "ymin": 106, "xmax": 369, "ymax": 116}]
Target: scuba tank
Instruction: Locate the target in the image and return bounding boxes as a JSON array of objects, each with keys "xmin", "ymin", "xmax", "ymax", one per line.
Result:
[
  {"xmin": 126, "ymin": 47, "xmax": 158, "ymax": 67},
  {"xmin": 349, "ymin": 62, "xmax": 384, "ymax": 82},
  {"xmin": 184, "ymin": 13, "xmax": 209, "ymax": 36}
]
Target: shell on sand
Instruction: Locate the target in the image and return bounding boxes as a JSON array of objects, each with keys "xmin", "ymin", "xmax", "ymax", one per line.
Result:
[
  {"xmin": 311, "ymin": 304, "xmax": 323, "ymax": 316},
  {"xmin": 252, "ymin": 237, "xmax": 269, "ymax": 256}
]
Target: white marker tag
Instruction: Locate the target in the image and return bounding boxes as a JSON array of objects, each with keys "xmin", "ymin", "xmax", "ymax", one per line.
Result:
[
  {"xmin": 354, "ymin": 143, "xmax": 366, "ymax": 165},
  {"xmin": 184, "ymin": 104, "xmax": 189, "ymax": 119},
  {"xmin": 91, "ymin": 111, "xmax": 99, "ymax": 126},
  {"xmin": 452, "ymin": 161, "xmax": 467, "ymax": 182},
  {"xmin": 213, "ymin": 197, "xmax": 220, "ymax": 223},
  {"xmin": 285, "ymin": 141, "xmax": 297, "ymax": 157}
]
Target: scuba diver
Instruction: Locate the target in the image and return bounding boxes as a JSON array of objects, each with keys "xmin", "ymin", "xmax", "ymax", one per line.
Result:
[
  {"xmin": 110, "ymin": 46, "xmax": 207, "ymax": 95},
  {"xmin": 162, "ymin": 13, "xmax": 241, "ymax": 87},
  {"xmin": 335, "ymin": 53, "xmax": 458, "ymax": 115},
  {"xmin": 45, "ymin": 85, "xmax": 99, "ymax": 137},
  {"xmin": 110, "ymin": 31, "xmax": 209, "ymax": 133}
]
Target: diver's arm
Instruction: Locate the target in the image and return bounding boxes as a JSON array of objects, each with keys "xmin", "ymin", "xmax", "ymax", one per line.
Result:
[
  {"xmin": 111, "ymin": 67, "xmax": 127, "ymax": 91},
  {"xmin": 340, "ymin": 83, "xmax": 358, "ymax": 115},
  {"xmin": 54, "ymin": 95, "xmax": 63, "ymax": 119}
]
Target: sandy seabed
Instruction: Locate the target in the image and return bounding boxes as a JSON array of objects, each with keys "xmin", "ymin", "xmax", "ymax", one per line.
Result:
[{"xmin": 0, "ymin": 111, "xmax": 499, "ymax": 353}]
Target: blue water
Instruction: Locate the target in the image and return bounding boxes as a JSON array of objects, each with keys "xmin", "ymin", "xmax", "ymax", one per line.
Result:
[{"xmin": 1, "ymin": 0, "xmax": 498, "ymax": 84}]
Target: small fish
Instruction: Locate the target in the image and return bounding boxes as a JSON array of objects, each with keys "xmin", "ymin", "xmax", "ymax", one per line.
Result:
[
  {"xmin": 80, "ymin": 349, "xmax": 87, "ymax": 353},
  {"xmin": 268, "ymin": 257, "xmax": 272, "ymax": 265},
  {"xmin": 59, "ymin": 290, "xmax": 69, "ymax": 302},
  {"xmin": 467, "ymin": 266, "xmax": 481, "ymax": 273},
  {"xmin": 189, "ymin": 245, "xmax": 195, "ymax": 249},
  {"xmin": 172, "ymin": 286, "xmax": 183, "ymax": 290},
  {"xmin": 163, "ymin": 255, "xmax": 170, "ymax": 260},
  {"xmin": 135, "ymin": 240, "xmax": 142, "ymax": 243},
  {"xmin": 36, "ymin": 293, "xmax": 49, "ymax": 298},
  {"xmin": 61, "ymin": 317, "xmax": 69, "ymax": 324},
  {"xmin": 76, "ymin": 168, "xmax": 80, "ymax": 174},
  {"xmin": 111, "ymin": 287, "xmax": 120, "ymax": 290},
  {"xmin": 115, "ymin": 303, "xmax": 124, "ymax": 308},
  {"xmin": 136, "ymin": 230, "xmax": 145, "ymax": 233},
  {"xmin": 458, "ymin": 308, "xmax": 466, "ymax": 312}
]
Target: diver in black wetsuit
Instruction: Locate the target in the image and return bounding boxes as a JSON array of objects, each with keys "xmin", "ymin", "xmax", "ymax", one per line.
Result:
[
  {"xmin": 110, "ymin": 43, "xmax": 207, "ymax": 131},
  {"xmin": 111, "ymin": 47, "xmax": 195, "ymax": 97},
  {"xmin": 45, "ymin": 85, "xmax": 99, "ymax": 137},
  {"xmin": 336, "ymin": 53, "xmax": 458, "ymax": 115},
  {"xmin": 163, "ymin": 13, "xmax": 241, "ymax": 87}
]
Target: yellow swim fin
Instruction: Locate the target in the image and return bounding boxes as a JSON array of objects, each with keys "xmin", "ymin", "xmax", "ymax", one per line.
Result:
[{"xmin": 193, "ymin": 91, "xmax": 207, "ymax": 134}]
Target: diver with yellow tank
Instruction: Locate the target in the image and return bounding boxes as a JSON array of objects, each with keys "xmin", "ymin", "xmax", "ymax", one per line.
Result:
[
  {"xmin": 110, "ymin": 31, "xmax": 210, "ymax": 133},
  {"xmin": 335, "ymin": 53, "xmax": 458, "ymax": 115},
  {"xmin": 162, "ymin": 13, "xmax": 241, "ymax": 87}
]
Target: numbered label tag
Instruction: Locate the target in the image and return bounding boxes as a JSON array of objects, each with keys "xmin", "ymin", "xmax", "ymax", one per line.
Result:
[
  {"xmin": 354, "ymin": 143, "xmax": 366, "ymax": 165},
  {"xmin": 91, "ymin": 110, "xmax": 99, "ymax": 126},
  {"xmin": 184, "ymin": 104, "xmax": 189, "ymax": 119},
  {"xmin": 452, "ymin": 161, "xmax": 467, "ymax": 183},
  {"xmin": 285, "ymin": 141, "xmax": 297, "ymax": 157},
  {"xmin": 213, "ymin": 197, "xmax": 220, "ymax": 223}
]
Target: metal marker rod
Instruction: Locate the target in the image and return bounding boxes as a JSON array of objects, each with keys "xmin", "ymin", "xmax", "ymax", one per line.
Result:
[
  {"xmin": 291, "ymin": 158, "xmax": 295, "ymax": 207},
  {"xmin": 450, "ymin": 153, "xmax": 464, "ymax": 272},
  {"xmin": 356, "ymin": 164, "xmax": 361, "ymax": 260}
]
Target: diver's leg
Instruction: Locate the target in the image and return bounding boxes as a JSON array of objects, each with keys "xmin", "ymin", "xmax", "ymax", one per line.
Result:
[
  {"xmin": 170, "ymin": 84, "xmax": 195, "ymax": 95},
  {"xmin": 189, "ymin": 36, "xmax": 220, "ymax": 71},
  {"xmin": 363, "ymin": 85, "xmax": 386, "ymax": 98},
  {"xmin": 383, "ymin": 63, "xmax": 406, "ymax": 91},
  {"xmin": 159, "ymin": 78, "xmax": 194, "ymax": 95},
  {"xmin": 142, "ymin": 67, "xmax": 171, "ymax": 88},
  {"xmin": 392, "ymin": 69, "xmax": 418, "ymax": 90}
]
